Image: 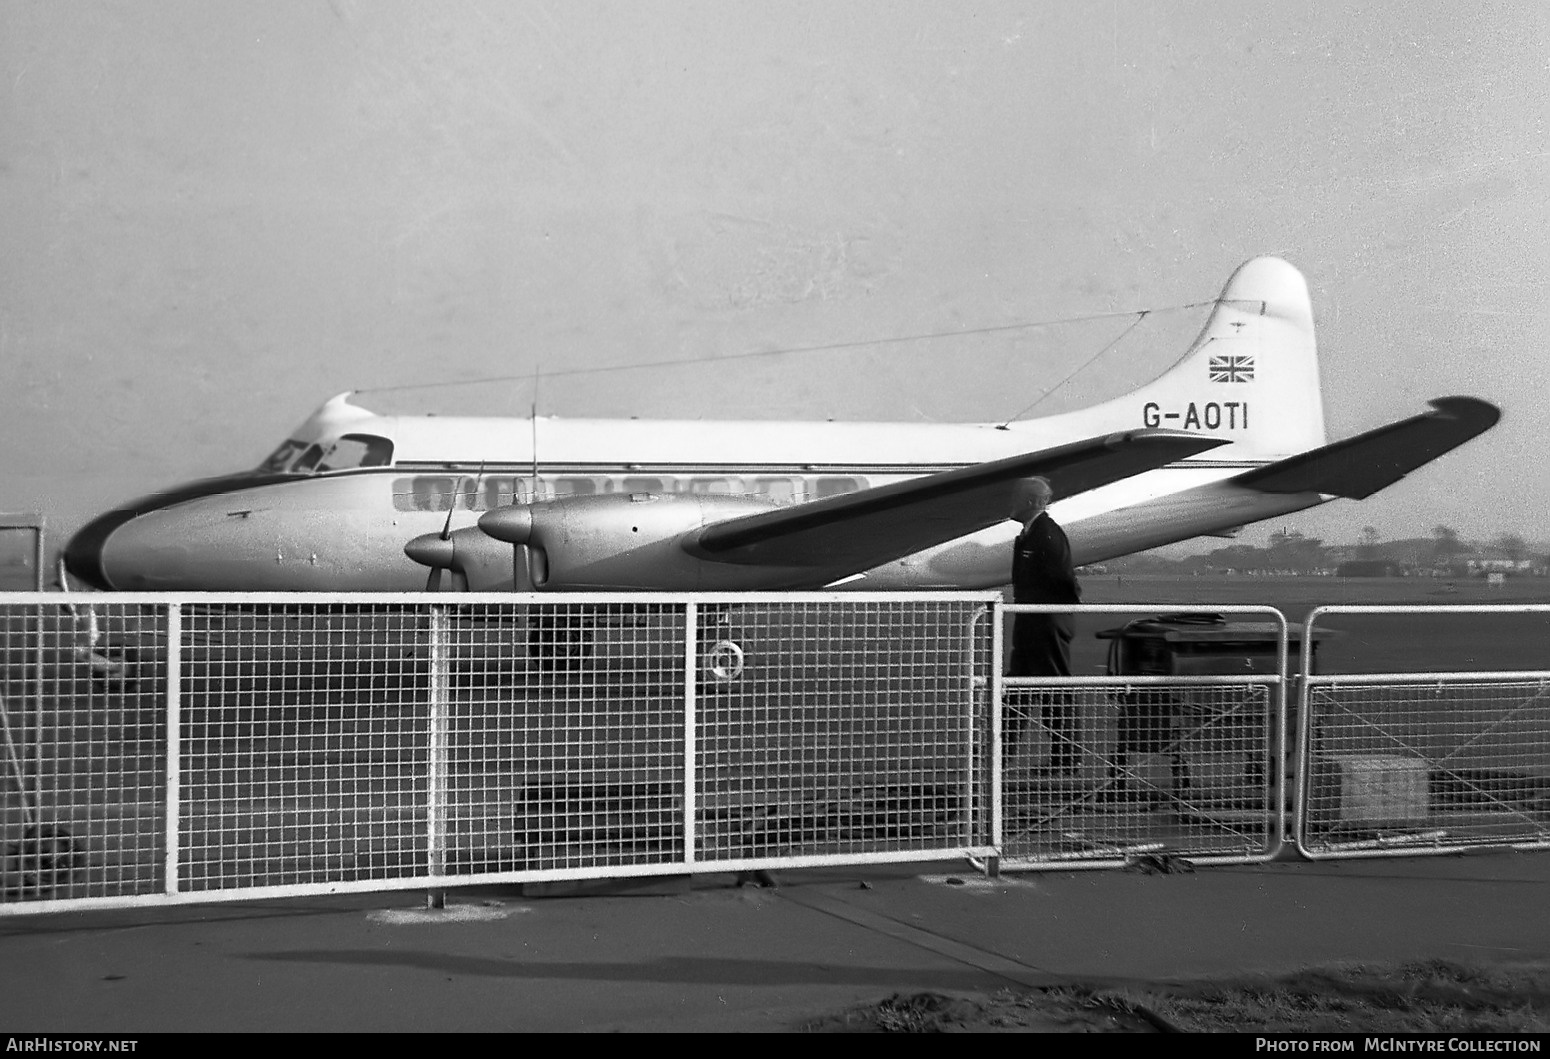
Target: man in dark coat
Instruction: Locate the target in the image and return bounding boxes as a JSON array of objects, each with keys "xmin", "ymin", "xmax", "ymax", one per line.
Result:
[{"xmin": 1006, "ymin": 478, "xmax": 1081, "ymax": 775}]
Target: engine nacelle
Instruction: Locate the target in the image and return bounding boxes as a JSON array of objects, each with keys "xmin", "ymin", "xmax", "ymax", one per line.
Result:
[{"xmin": 477, "ymin": 492, "xmax": 823, "ymax": 590}]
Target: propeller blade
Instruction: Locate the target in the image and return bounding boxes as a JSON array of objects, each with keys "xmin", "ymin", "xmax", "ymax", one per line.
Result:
[
  {"xmin": 470, "ymin": 461, "xmax": 487, "ymax": 507},
  {"xmin": 439, "ymin": 476, "xmax": 465, "ymax": 540},
  {"xmin": 425, "ymin": 567, "xmax": 444, "ymax": 592}
]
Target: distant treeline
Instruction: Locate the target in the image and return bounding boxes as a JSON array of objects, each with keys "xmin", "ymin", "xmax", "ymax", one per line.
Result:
[{"xmin": 1102, "ymin": 529, "xmax": 1548, "ymax": 577}]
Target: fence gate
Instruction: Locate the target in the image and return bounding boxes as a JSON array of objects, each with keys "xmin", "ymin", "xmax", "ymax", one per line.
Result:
[
  {"xmin": 995, "ymin": 604, "xmax": 1290, "ymax": 869},
  {"xmin": 1296, "ymin": 604, "xmax": 1550, "ymax": 859},
  {"xmin": 1, "ymin": 592, "xmax": 995, "ymax": 913}
]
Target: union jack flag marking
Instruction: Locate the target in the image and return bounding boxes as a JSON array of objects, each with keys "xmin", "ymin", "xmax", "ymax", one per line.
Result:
[{"xmin": 1209, "ymin": 354, "xmax": 1255, "ymax": 383}]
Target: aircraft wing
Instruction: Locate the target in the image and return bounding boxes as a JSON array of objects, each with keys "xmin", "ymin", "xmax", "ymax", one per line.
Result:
[
  {"xmin": 685, "ymin": 429, "xmax": 1227, "ymax": 569},
  {"xmin": 1232, "ymin": 396, "xmax": 1500, "ymax": 498}
]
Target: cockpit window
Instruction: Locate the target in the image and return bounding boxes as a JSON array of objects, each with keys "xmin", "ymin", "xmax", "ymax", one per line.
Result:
[
  {"xmin": 258, "ymin": 439, "xmax": 309, "ymax": 473},
  {"xmin": 315, "ymin": 434, "xmax": 394, "ymax": 472},
  {"xmin": 264, "ymin": 433, "xmax": 395, "ymax": 475},
  {"xmin": 292, "ymin": 444, "xmax": 325, "ymax": 472}
]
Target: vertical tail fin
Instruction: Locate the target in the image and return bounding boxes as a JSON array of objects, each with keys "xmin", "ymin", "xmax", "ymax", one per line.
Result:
[{"xmin": 1027, "ymin": 257, "xmax": 1326, "ymax": 462}]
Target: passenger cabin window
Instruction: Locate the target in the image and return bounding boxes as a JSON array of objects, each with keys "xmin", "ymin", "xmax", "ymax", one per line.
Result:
[
  {"xmin": 814, "ymin": 476, "xmax": 863, "ymax": 498},
  {"xmin": 391, "ymin": 475, "xmax": 535, "ymax": 512},
  {"xmin": 480, "ymin": 477, "xmax": 526, "ymax": 509},
  {"xmin": 387, "ymin": 472, "xmax": 867, "ymax": 512},
  {"xmin": 754, "ymin": 477, "xmax": 798, "ymax": 503},
  {"xmin": 407, "ymin": 477, "xmax": 456, "ymax": 512},
  {"xmin": 553, "ymin": 478, "xmax": 596, "ymax": 498}
]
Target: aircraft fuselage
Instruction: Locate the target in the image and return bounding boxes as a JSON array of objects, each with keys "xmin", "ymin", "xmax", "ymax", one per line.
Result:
[{"xmin": 65, "ymin": 456, "xmax": 1259, "ymax": 592}]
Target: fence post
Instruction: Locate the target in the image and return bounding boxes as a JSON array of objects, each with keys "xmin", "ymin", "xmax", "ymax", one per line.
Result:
[
  {"xmin": 164, "ymin": 603, "xmax": 182, "ymax": 896},
  {"xmin": 989, "ymin": 599, "xmax": 1004, "ymax": 851},
  {"xmin": 426, "ymin": 604, "xmax": 450, "ymax": 895},
  {"xmin": 683, "ymin": 601, "xmax": 698, "ymax": 870}
]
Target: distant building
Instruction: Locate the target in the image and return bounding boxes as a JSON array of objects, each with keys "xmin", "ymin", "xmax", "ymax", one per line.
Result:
[
  {"xmin": 1336, "ymin": 560, "xmax": 1405, "ymax": 578},
  {"xmin": 1466, "ymin": 556, "xmax": 1536, "ymax": 576}
]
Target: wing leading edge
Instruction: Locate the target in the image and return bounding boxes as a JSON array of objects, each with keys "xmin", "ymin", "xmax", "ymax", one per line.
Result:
[{"xmin": 685, "ymin": 429, "xmax": 1228, "ymax": 569}]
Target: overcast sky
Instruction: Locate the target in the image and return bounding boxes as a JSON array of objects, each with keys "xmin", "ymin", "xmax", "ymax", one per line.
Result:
[{"xmin": 1, "ymin": 1, "xmax": 1546, "ymax": 552}]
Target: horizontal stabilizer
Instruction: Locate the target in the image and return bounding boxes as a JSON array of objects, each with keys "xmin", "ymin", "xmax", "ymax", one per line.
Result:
[
  {"xmin": 1232, "ymin": 397, "xmax": 1499, "ymax": 499},
  {"xmin": 690, "ymin": 429, "xmax": 1226, "ymax": 569}
]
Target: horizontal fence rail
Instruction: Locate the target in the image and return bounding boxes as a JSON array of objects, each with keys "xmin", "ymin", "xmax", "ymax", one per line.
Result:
[
  {"xmin": 996, "ymin": 604, "xmax": 1290, "ymax": 869},
  {"xmin": 1, "ymin": 592, "xmax": 995, "ymax": 913},
  {"xmin": 1297, "ymin": 605, "xmax": 1550, "ymax": 859}
]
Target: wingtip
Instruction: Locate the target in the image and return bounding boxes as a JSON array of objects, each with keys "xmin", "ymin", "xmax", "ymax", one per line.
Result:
[{"xmin": 1427, "ymin": 396, "xmax": 1501, "ymax": 429}]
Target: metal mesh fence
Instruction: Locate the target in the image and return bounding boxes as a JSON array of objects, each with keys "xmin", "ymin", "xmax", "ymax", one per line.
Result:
[
  {"xmin": 995, "ymin": 604, "xmax": 1289, "ymax": 868},
  {"xmin": 177, "ymin": 603, "xmax": 435, "ymax": 892},
  {"xmin": 1, "ymin": 593, "xmax": 992, "ymax": 911},
  {"xmin": 1296, "ymin": 604, "xmax": 1550, "ymax": 859},
  {"xmin": 445, "ymin": 602, "xmax": 686, "ymax": 877},
  {"xmin": 14, "ymin": 594, "xmax": 1549, "ymax": 902},
  {"xmin": 999, "ymin": 679, "xmax": 1279, "ymax": 864},
  {"xmin": 1299, "ymin": 678, "xmax": 1550, "ymax": 856},
  {"xmin": 693, "ymin": 600, "xmax": 989, "ymax": 866},
  {"xmin": 1, "ymin": 600, "xmax": 165, "ymax": 903}
]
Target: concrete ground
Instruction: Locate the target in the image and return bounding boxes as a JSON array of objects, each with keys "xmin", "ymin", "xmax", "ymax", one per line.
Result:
[{"xmin": 2, "ymin": 849, "xmax": 1548, "ymax": 1033}]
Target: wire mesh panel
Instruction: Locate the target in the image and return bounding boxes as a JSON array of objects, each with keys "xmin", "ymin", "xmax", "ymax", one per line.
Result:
[
  {"xmin": 175, "ymin": 603, "xmax": 434, "ymax": 893},
  {"xmin": 442, "ymin": 601, "xmax": 687, "ymax": 878},
  {"xmin": 999, "ymin": 679, "xmax": 1279, "ymax": 865},
  {"xmin": 2, "ymin": 591, "xmax": 996, "ymax": 912},
  {"xmin": 996, "ymin": 604, "xmax": 1289, "ymax": 869},
  {"xmin": 1, "ymin": 599, "xmax": 166, "ymax": 905},
  {"xmin": 1297, "ymin": 605, "xmax": 1550, "ymax": 859},
  {"xmin": 1299, "ymin": 678, "xmax": 1550, "ymax": 856},
  {"xmin": 693, "ymin": 597, "xmax": 991, "ymax": 867}
]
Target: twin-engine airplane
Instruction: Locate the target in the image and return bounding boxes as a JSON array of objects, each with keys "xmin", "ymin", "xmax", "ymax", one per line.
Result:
[{"xmin": 63, "ymin": 257, "xmax": 1499, "ymax": 595}]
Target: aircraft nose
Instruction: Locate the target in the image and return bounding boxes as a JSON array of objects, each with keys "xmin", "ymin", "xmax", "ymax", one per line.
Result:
[{"xmin": 62, "ymin": 471, "xmax": 291, "ymax": 591}]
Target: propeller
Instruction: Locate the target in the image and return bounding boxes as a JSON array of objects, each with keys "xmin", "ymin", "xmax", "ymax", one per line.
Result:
[
  {"xmin": 408, "ymin": 377, "xmax": 540, "ymax": 591},
  {"xmin": 405, "ymin": 525, "xmax": 486, "ymax": 591},
  {"xmin": 407, "ymin": 466, "xmax": 485, "ymax": 591},
  {"xmin": 409, "ymin": 480, "xmax": 462, "ymax": 592}
]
